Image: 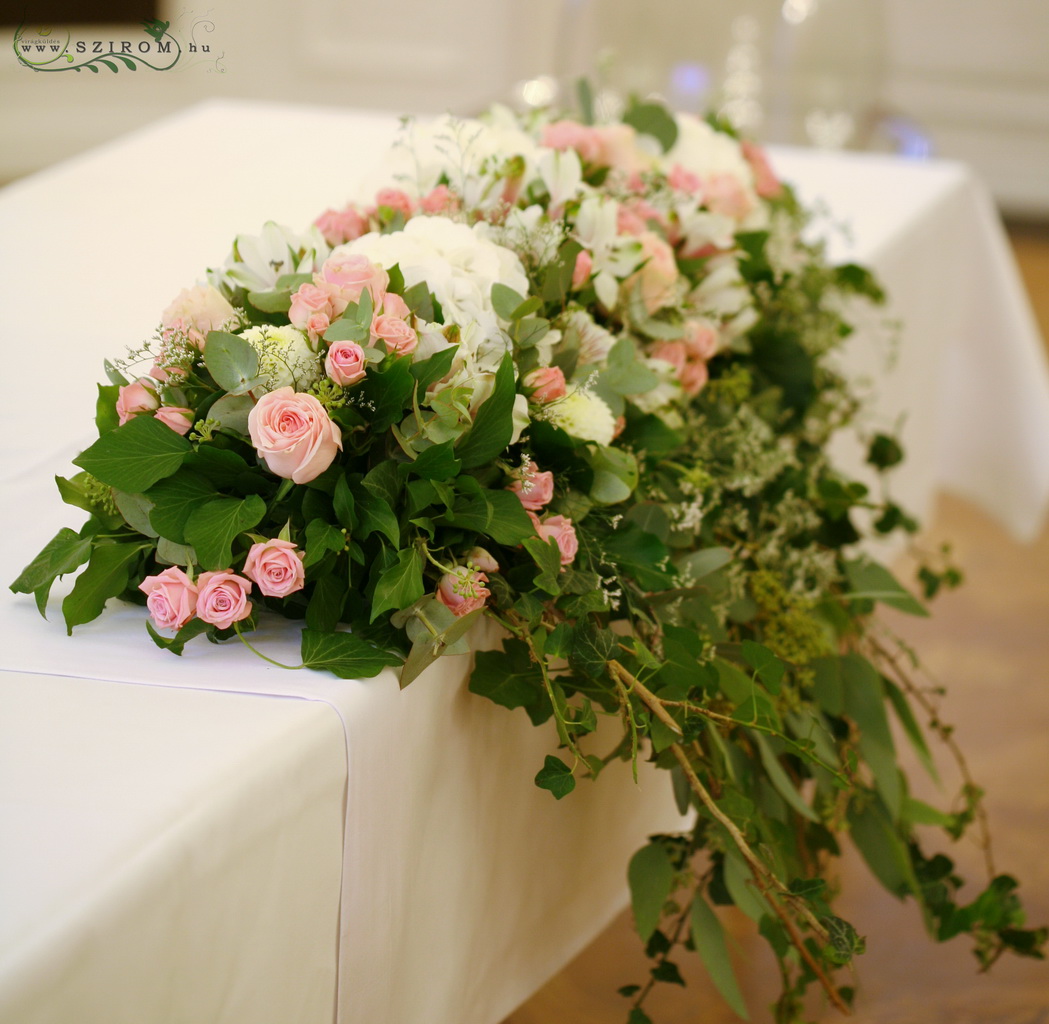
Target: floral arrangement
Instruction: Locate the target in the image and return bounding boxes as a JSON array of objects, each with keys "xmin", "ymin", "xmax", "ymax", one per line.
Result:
[{"xmin": 12, "ymin": 95, "xmax": 1043, "ymax": 1020}]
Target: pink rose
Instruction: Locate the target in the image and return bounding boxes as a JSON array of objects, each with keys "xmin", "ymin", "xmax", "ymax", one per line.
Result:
[
  {"xmin": 374, "ymin": 188, "xmax": 415, "ymax": 219},
  {"xmin": 667, "ymin": 163, "xmax": 702, "ymax": 194},
  {"xmin": 318, "ymin": 253, "xmax": 388, "ymax": 309},
  {"xmin": 154, "ymin": 406, "xmax": 195, "ymax": 435},
  {"xmin": 435, "ymin": 567, "xmax": 490, "ymax": 617},
  {"xmin": 314, "ymin": 205, "xmax": 369, "ymax": 246},
  {"xmin": 683, "ymin": 319, "xmax": 719, "ymax": 361},
  {"xmin": 196, "ymin": 570, "xmax": 253, "ymax": 630},
  {"xmin": 306, "ymin": 312, "xmax": 331, "ymax": 345},
  {"xmin": 572, "ymin": 249, "xmax": 593, "ymax": 290},
  {"xmin": 248, "ymin": 387, "xmax": 342, "ymax": 484},
  {"xmin": 243, "ymin": 539, "xmax": 305, "ymax": 598},
  {"xmin": 510, "ymin": 468, "xmax": 555, "ymax": 511},
  {"xmin": 161, "ymin": 285, "xmax": 237, "ymax": 347},
  {"xmin": 523, "ymin": 366, "xmax": 566, "ymax": 404},
  {"xmin": 652, "ymin": 341, "xmax": 709, "ymax": 397},
  {"xmin": 541, "ymin": 120, "xmax": 605, "ymax": 165},
  {"xmin": 139, "ymin": 566, "xmax": 198, "ymax": 632},
  {"xmin": 741, "ymin": 140, "xmax": 783, "ymax": 199},
  {"xmin": 380, "ymin": 292, "xmax": 411, "ymax": 320},
  {"xmin": 420, "ymin": 185, "xmax": 460, "ymax": 215},
  {"xmin": 371, "ymin": 313, "xmax": 418, "ymax": 356},
  {"xmin": 630, "ymin": 231, "xmax": 679, "ymax": 313},
  {"xmin": 536, "ymin": 514, "xmax": 578, "ymax": 566},
  {"xmin": 466, "ymin": 546, "xmax": 499, "ymax": 573},
  {"xmin": 116, "ymin": 378, "xmax": 159, "ymax": 425},
  {"xmin": 289, "ymin": 282, "xmax": 335, "ymax": 331},
  {"xmin": 325, "ymin": 340, "xmax": 368, "ymax": 386},
  {"xmin": 594, "ymin": 123, "xmax": 650, "ymax": 175},
  {"xmin": 704, "ymin": 173, "xmax": 754, "ymax": 220}
]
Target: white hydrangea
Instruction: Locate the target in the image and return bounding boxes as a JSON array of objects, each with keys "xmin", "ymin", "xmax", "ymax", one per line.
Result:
[
  {"xmin": 542, "ymin": 387, "xmax": 617, "ymax": 446},
  {"xmin": 240, "ymin": 325, "xmax": 322, "ymax": 392},
  {"xmin": 339, "ymin": 216, "xmax": 528, "ymax": 361}
]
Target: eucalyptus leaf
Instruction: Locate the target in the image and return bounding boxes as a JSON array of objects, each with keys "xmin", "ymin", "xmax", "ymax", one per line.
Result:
[
  {"xmin": 203, "ymin": 331, "xmax": 263, "ymax": 396},
  {"xmin": 628, "ymin": 842, "xmax": 674, "ymax": 942},
  {"xmin": 691, "ymin": 893, "xmax": 750, "ymax": 1019}
]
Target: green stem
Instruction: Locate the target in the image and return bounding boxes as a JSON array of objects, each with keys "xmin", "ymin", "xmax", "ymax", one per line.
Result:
[{"xmin": 233, "ymin": 623, "xmax": 303, "ymax": 670}]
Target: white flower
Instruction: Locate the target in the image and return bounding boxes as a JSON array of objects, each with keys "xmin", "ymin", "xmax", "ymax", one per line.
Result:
[
  {"xmin": 209, "ymin": 221, "xmax": 329, "ymax": 294},
  {"xmin": 691, "ymin": 255, "xmax": 753, "ymax": 321},
  {"xmin": 630, "ymin": 357, "xmax": 681, "ymax": 414},
  {"xmin": 563, "ymin": 310, "xmax": 617, "ymax": 367},
  {"xmin": 239, "ymin": 325, "xmax": 322, "ymax": 392},
  {"xmin": 538, "ymin": 147, "xmax": 584, "ymax": 208},
  {"xmin": 543, "ymin": 387, "xmax": 617, "ymax": 446},
  {"xmin": 574, "ymin": 196, "xmax": 642, "ymax": 309}
]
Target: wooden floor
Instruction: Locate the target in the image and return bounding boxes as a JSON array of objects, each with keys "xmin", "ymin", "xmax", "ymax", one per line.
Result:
[{"xmin": 504, "ymin": 223, "xmax": 1049, "ymax": 1023}]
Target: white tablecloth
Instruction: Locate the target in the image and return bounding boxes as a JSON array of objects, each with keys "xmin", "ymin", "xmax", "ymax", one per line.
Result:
[{"xmin": 2, "ymin": 100, "xmax": 1048, "ymax": 1024}]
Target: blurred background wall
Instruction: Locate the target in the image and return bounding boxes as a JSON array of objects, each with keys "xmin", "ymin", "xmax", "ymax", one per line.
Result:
[{"xmin": 2, "ymin": 0, "xmax": 1048, "ymax": 217}]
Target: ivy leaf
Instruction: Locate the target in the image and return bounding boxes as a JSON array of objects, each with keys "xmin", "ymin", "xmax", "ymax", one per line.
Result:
[
  {"xmin": 146, "ymin": 617, "xmax": 211, "ymax": 655},
  {"xmin": 523, "ymin": 535, "xmax": 562, "ymax": 596},
  {"xmin": 61, "ymin": 542, "xmax": 145, "ymax": 633},
  {"xmin": 841, "ymin": 653, "xmax": 900, "ymax": 820},
  {"xmin": 300, "ymin": 628, "xmax": 402, "ymax": 678},
  {"xmin": 534, "ymin": 754, "xmax": 575, "ymax": 800},
  {"xmin": 409, "ymin": 344, "xmax": 459, "ymax": 393},
  {"xmin": 454, "ymin": 354, "xmax": 516, "ymax": 469},
  {"xmin": 469, "ymin": 639, "xmax": 544, "ymax": 710},
  {"xmin": 304, "ymin": 518, "xmax": 347, "ymax": 568},
  {"xmin": 691, "ymin": 893, "xmax": 750, "ymax": 1019},
  {"xmin": 145, "ymin": 470, "xmax": 217, "ymax": 543},
  {"xmin": 844, "ymin": 558, "xmax": 928, "ymax": 617},
  {"xmin": 628, "ymin": 842, "xmax": 674, "ymax": 942},
  {"xmin": 9, "ymin": 527, "xmax": 94, "ymax": 617},
  {"xmin": 370, "ymin": 547, "xmax": 424, "ymax": 621},
  {"xmin": 412, "ymin": 440, "xmax": 461, "ymax": 481},
  {"xmin": 184, "ymin": 495, "xmax": 267, "ymax": 571},
  {"xmin": 741, "ymin": 640, "xmax": 785, "ymax": 695},
  {"xmin": 73, "ymin": 415, "xmax": 192, "ymax": 493},
  {"xmin": 353, "ymin": 488, "xmax": 400, "ymax": 547}
]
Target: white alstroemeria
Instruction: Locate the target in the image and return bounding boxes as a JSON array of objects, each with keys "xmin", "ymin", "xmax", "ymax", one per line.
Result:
[
  {"xmin": 240, "ymin": 325, "xmax": 322, "ymax": 392},
  {"xmin": 538, "ymin": 146, "xmax": 584, "ymax": 208},
  {"xmin": 630, "ymin": 356, "xmax": 681, "ymax": 414},
  {"xmin": 562, "ymin": 309, "xmax": 617, "ymax": 367},
  {"xmin": 677, "ymin": 208, "xmax": 737, "ymax": 254},
  {"xmin": 510, "ymin": 392, "xmax": 530, "ymax": 445},
  {"xmin": 691, "ymin": 255, "xmax": 753, "ymax": 321},
  {"xmin": 209, "ymin": 221, "xmax": 329, "ymax": 294},
  {"xmin": 574, "ymin": 195, "xmax": 642, "ymax": 309},
  {"xmin": 542, "ymin": 386, "xmax": 617, "ymax": 446}
]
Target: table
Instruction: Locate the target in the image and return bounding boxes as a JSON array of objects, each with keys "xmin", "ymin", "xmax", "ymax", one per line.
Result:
[{"xmin": 2, "ymin": 100, "xmax": 1048, "ymax": 1024}]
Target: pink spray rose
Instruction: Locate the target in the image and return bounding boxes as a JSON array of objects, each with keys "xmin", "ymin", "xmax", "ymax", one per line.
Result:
[
  {"xmin": 195, "ymin": 571, "xmax": 253, "ymax": 630},
  {"xmin": 374, "ymin": 188, "xmax": 415, "ymax": 219},
  {"xmin": 683, "ymin": 319, "xmax": 719, "ymax": 361},
  {"xmin": 535, "ymin": 514, "xmax": 578, "ymax": 566},
  {"xmin": 325, "ymin": 341, "xmax": 368, "ymax": 386},
  {"xmin": 703, "ymin": 173, "xmax": 754, "ymax": 221},
  {"xmin": 523, "ymin": 366, "xmax": 567, "ymax": 404},
  {"xmin": 248, "ymin": 387, "xmax": 342, "ymax": 484},
  {"xmin": 289, "ymin": 282, "xmax": 336, "ymax": 331},
  {"xmin": 314, "ymin": 205, "xmax": 369, "ymax": 246},
  {"xmin": 138, "ymin": 566, "xmax": 198, "ymax": 632},
  {"xmin": 420, "ymin": 185, "xmax": 460, "ymax": 215},
  {"xmin": 435, "ymin": 566, "xmax": 490, "ymax": 617},
  {"xmin": 630, "ymin": 231, "xmax": 679, "ymax": 313},
  {"xmin": 541, "ymin": 120, "xmax": 605, "ymax": 165},
  {"xmin": 154, "ymin": 406, "xmax": 195, "ymax": 435},
  {"xmin": 667, "ymin": 163, "xmax": 703, "ymax": 194},
  {"xmin": 380, "ymin": 292, "xmax": 411, "ymax": 321},
  {"xmin": 243, "ymin": 539, "xmax": 306, "ymax": 598},
  {"xmin": 371, "ymin": 313, "xmax": 418, "ymax": 356},
  {"xmin": 741, "ymin": 140, "xmax": 783, "ymax": 199},
  {"xmin": 318, "ymin": 253, "xmax": 388, "ymax": 309},
  {"xmin": 572, "ymin": 248, "xmax": 593, "ymax": 290},
  {"xmin": 116, "ymin": 378, "xmax": 159, "ymax": 425},
  {"xmin": 509, "ymin": 468, "xmax": 555, "ymax": 511}
]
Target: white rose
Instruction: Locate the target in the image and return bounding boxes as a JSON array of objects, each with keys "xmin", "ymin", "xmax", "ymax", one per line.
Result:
[{"xmin": 240, "ymin": 325, "xmax": 322, "ymax": 393}]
